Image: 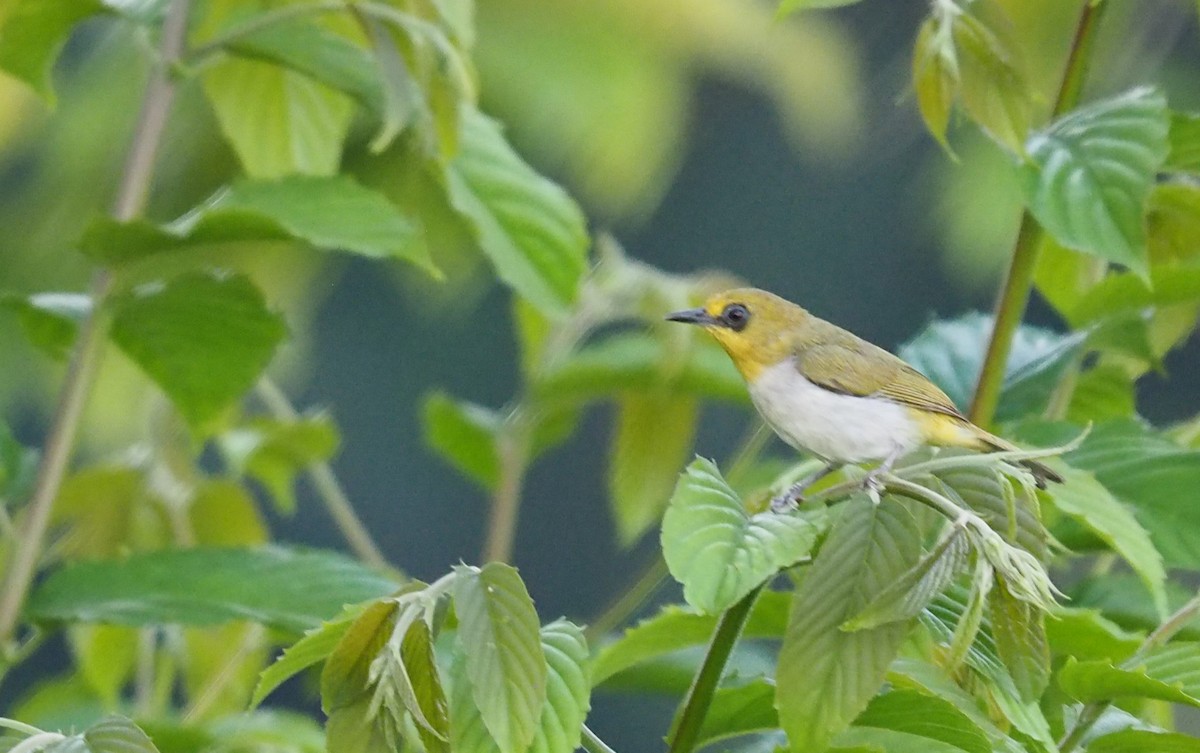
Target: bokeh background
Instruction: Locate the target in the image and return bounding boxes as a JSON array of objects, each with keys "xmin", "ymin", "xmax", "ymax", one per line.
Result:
[{"xmin": 1, "ymin": 0, "xmax": 1199, "ymax": 746}]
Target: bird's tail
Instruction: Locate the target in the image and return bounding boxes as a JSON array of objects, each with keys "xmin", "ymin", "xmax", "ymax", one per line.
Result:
[{"xmin": 975, "ymin": 431, "xmax": 1063, "ymax": 489}]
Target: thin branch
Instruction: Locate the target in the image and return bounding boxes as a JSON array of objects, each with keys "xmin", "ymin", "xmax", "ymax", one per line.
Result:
[
  {"xmin": 255, "ymin": 378, "xmax": 390, "ymax": 569},
  {"xmin": 482, "ymin": 421, "xmax": 530, "ymax": 564},
  {"xmin": 0, "ymin": 0, "xmax": 193, "ymax": 647},
  {"xmin": 968, "ymin": 1, "xmax": 1107, "ymax": 427},
  {"xmin": 666, "ymin": 585, "xmax": 763, "ymax": 753},
  {"xmin": 1059, "ymin": 589, "xmax": 1200, "ymax": 752},
  {"xmin": 585, "ymin": 556, "xmax": 669, "ymax": 642}
]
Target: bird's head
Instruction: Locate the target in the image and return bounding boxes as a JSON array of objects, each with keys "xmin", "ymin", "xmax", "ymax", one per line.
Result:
[{"xmin": 666, "ymin": 287, "xmax": 809, "ymax": 381}]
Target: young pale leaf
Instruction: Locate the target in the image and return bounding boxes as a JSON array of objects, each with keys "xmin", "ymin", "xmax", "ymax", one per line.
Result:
[
  {"xmin": 109, "ymin": 272, "xmax": 287, "ymax": 430},
  {"xmin": 931, "ymin": 462, "xmax": 1048, "ymax": 559},
  {"xmin": 445, "ymin": 108, "xmax": 588, "ymax": 316},
  {"xmin": 661, "ymin": 458, "xmax": 826, "ymax": 615},
  {"xmin": 776, "ymin": 495, "xmax": 923, "ymax": 753},
  {"xmin": 1048, "ymin": 467, "xmax": 1166, "ymax": 617},
  {"xmin": 888, "ymin": 660, "xmax": 1024, "ymax": 753},
  {"xmin": 1057, "ymin": 656, "xmax": 1200, "ymax": 707},
  {"xmin": 368, "ymin": 604, "xmax": 450, "ymax": 751},
  {"xmin": 610, "ymin": 393, "xmax": 698, "ymax": 546},
  {"xmin": 843, "ymin": 525, "xmax": 969, "ymax": 631},
  {"xmin": 1166, "ymin": 111, "xmax": 1200, "ymax": 173},
  {"xmin": 1044, "ymin": 608, "xmax": 1142, "ymax": 663},
  {"xmin": 188, "ymin": 480, "xmax": 268, "ymax": 547},
  {"xmin": 912, "ymin": 17, "xmax": 957, "ymax": 151},
  {"xmin": 694, "ymin": 677, "xmax": 778, "ymax": 747},
  {"xmin": 534, "ymin": 333, "xmax": 745, "ymax": 404},
  {"xmin": 202, "ymin": 56, "xmax": 354, "ymax": 178},
  {"xmin": 989, "ymin": 576, "xmax": 1049, "ymax": 702},
  {"xmin": 1147, "ymin": 182, "xmax": 1200, "ymax": 264},
  {"xmin": 0, "ymin": 292, "xmax": 89, "ymax": 360},
  {"xmin": 591, "ymin": 591, "xmax": 790, "ymax": 685},
  {"xmin": 897, "ymin": 312, "xmax": 1087, "ymax": 422},
  {"xmin": 422, "ymin": 392, "xmax": 501, "ymax": 490},
  {"xmin": 322, "ymin": 599, "xmax": 399, "ymax": 715},
  {"xmin": 1020, "ymin": 87, "xmax": 1169, "ymax": 278},
  {"xmin": 27, "ymin": 546, "xmax": 397, "ymax": 633},
  {"xmin": 451, "ymin": 614, "xmax": 590, "ymax": 753},
  {"xmin": 853, "ymin": 689, "xmax": 992, "ymax": 753},
  {"xmin": 41, "ymin": 715, "xmax": 161, "ymax": 753},
  {"xmin": 0, "ymin": 0, "xmax": 101, "ymax": 103},
  {"xmin": 219, "ymin": 19, "xmax": 381, "ymax": 111},
  {"xmin": 252, "ymin": 601, "xmax": 369, "ymax": 707},
  {"xmin": 220, "ymin": 413, "xmax": 340, "ymax": 514},
  {"xmin": 832, "ymin": 726, "xmax": 966, "ymax": 753},
  {"xmin": 1089, "ymin": 729, "xmax": 1200, "ymax": 753},
  {"xmin": 81, "ymin": 176, "xmax": 431, "ymax": 272},
  {"xmin": 453, "ymin": 563, "xmax": 546, "ymax": 753},
  {"xmin": 325, "ymin": 696, "xmax": 392, "ymax": 753},
  {"xmin": 952, "ymin": 7, "xmax": 1030, "ymax": 156},
  {"xmin": 70, "ymin": 624, "xmax": 137, "ymax": 709}
]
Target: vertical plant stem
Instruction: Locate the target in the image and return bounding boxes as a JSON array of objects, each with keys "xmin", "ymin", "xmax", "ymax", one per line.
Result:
[
  {"xmin": 255, "ymin": 378, "xmax": 390, "ymax": 569},
  {"xmin": 0, "ymin": 0, "xmax": 193, "ymax": 647},
  {"xmin": 1058, "ymin": 589, "xmax": 1200, "ymax": 752},
  {"xmin": 666, "ymin": 585, "xmax": 764, "ymax": 753},
  {"xmin": 968, "ymin": 1, "xmax": 1107, "ymax": 427},
  {"xmin": 581, "ymin": 724, "xmax": 618, "ymax": 753},
  {"xmin": 482, "ymin": 424, "xmax": 529, "ymax": 563}
]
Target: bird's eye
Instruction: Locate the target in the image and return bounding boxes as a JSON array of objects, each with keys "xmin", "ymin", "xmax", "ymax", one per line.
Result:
[{"xmin": 721, "ymin": 303, "xmax": 750, "ymax": 331}]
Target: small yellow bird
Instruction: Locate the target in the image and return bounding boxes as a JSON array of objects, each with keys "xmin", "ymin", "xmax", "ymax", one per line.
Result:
[{"xmin": 667, "ymin": 287, "xmax": 1060, "ymax": 509}]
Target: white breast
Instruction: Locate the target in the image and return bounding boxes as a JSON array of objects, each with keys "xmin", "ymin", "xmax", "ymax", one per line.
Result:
[{"xmin": 747, "ymin": 358, "xmax": 922, "ymax": 463}]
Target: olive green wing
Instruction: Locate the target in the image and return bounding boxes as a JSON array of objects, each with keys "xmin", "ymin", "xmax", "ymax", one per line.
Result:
[{"xmin": 795, "ymin": 340, "xmax": 966, "ymax": 419}]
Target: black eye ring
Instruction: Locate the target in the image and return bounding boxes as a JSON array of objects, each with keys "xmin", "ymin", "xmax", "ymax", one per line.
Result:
[{"xmin": 721, "ymin": 303, "xmax": 750, "ymax": 331}]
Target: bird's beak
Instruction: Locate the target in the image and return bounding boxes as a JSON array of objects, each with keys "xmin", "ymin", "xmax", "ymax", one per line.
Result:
[{"xmin": 665, "ymin": 307, "xmax": 714, "ymax": 326}]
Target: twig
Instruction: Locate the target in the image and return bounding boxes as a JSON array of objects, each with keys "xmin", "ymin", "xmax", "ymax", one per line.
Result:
[
  {"xmin": 1058, "ymin": 589, "xmax": 1200, "ymax": 752},
  {"xmin": 255, "ymin": 378, "xmax": 390, "ymax": 569},
  {"xmin": 482, "ymin": 421, "xmax": 530, "ymax": 564},
  {"xmin": 0, "ymin": 0, "xmax": 193, "ymax": 647},
  {"xmin": 585, "ymin": 556, "xmax": 669, "ymax": 642},
  {"xmin": 968, "ymin": 1, "xmax": 1107, "ymax": 427},
  {"xmin": 666, "ymin": 585, "xmax": 763, "ymax": 753}
]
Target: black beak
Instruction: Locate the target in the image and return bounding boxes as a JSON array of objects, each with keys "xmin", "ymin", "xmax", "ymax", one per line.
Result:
[{"xmin": 665, "ymin": 307, "xmax": 714, "ymax": 325}]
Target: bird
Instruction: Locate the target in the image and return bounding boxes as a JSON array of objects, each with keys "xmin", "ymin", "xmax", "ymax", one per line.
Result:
[{"xmin": 666, "ymin": 287, "xmax": 1061, "ymax": 510}]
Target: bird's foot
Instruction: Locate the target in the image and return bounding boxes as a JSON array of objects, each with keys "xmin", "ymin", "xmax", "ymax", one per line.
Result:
[{"xmin": 769, "ymin": 484, "xmax": 805, "ymax": 514}]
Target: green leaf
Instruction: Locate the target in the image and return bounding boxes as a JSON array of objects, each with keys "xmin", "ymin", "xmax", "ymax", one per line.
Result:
[
  {"xmin": 1067, "ymin": 266, "xmax": 1200, "ymax": 326},
  {"xmin": 109, "ymin": 272, "xmax": 287, "ymax": 430},
  {"xmin": 591, "ymin": 591, "xmax": 789, "ymax": 685},
  {"xmin": 852, "ymin": 689, "xmax": 992, "ymax": 753},
  {"xmin": 831, "ymin": 726, "xmax": 964, "ymax": 753},
  {"xmin": 81, "ymin": 176, "xmax": 431, "ymax": 272},
  {"xmin": 929, "ymin": 460, "xmax": 1048, "ymax": 560},
  {"xmin": 1066, "ymin": 364, "xmax": 1137, "ymax": 423},
  {"xmin": 953, "ymin": 8, "xmax": 1030, "ymax": 156},
  {"xmin": 1047, "ymin": 466, "xmax": 1166, "ymax": 617},
  {"xmin": 1071, "ymin": 573, "xmax": 1200, "ymax": 641},
  {"xmin": 369, "ymin": 601, "xmax": 450, "ymax": 751},
  {"xmin": 220, "ymin": 413, "xmax": 340, "ymax": 514},
  {"xmin": 888, "ymin": 660, "xmax": 1024, "ymax": 753},
  {"xmin": 453, "ymin": 563, "xmax": 547, "ymax": 753},
  {"xmin": 1147, "ymin": 182, "xmax": 1200, "ymax": 264},
  {"xmin": 694, "ymin": 677, "xmax": 778, "ymax": 747},
  {"xmin": 1045, "ymin": 608, "xmax": 1142, "ymax": 663},
  {"xmin": 325, "ymin": 696, "xmax": 392, "ymax": 753},
  {"xmin": 189, "ymin": 479, "xmax": 268, "ymax": 546},
  {"xmin": 1089, "ymin": 730, "xmax": 1200, "ymax": 753},
  {"xmin": 1057, "ymin": 656, "xmax": 1200, "ymax": 707},
  {"xmin": 912, "ymin": 18, "xmax": 956, "ymax": 152},
  {"xmin": 1140, "ymin": 642, "xmax": 1200, "ymax": 696},
  {"xmin": 252, "ymin": 602, "xmax": 369, "ymax": 707},
  {"xmin": 220, "ymin": 19, "xmax": 381, "ymax": 111},
  {"xmin": 610, "ymin": 393, "xmax": 698, "ymax": 546},
  {"xmin": 1166, "ymin": 111, "xmax": 1200, "ymax": 173},
  {"xmin": 661, "ymin": 458, "xmax": 826, "ymax": 615},
  {"xmin": 0, "ymin": 292, "xmax": 89, "ymax": 360},
  {"xmin": 776, "ymin": 495, "xmax": 923, "ymax": 753},
  {"xmin": 897, "ymin": 312, "xmax": 1087, "ymax": 422},
  {"xmin": 0, "ymin": 0, "xmax": 101, "ymax": 103},
  {"xmin": 69, "ymin": 624, "xmax": 137, "ymax": 708},
  {"xmin": 43, "ymin": 715, "xmax": 160, "ymax": 753},
  {"xmin": 534, "ymin": 333, "xmax": 745, "ymax": 404},
  {"xmin": 27, "ymin": 546, "xmax": 398, "ymax": 633},
  {"xmin": 445, "ymin": 108, "xmax": 588, "ymax": 316},
  {"xmin": 202, "ymin": 55, "xmax": 354, "ymax": 178},
  {"xmin": 988, "ymin": 575, "xmax": 1049, "ymax": 702},
  {"xmin": 322, "ymin": 599, "xmax": 398, "ymax": 714},
  {"xmin": 777, "ymin": 0, "xmax": 862, "ymax": 15},
  {"xmin": 843, "ymin": 525, "xmax": 968, "ymax": 631},
  {"xmin": 453, "ymin": 620, "xmax": 591, "ymax": 753},
  {"xmin": 0, "ymin": 422, "xmax": 38, "ymax": 505},
  {"xmin": 422, "ymin": 392, "xmax": 501, "ymax": 490},
  {"xmin": 1020, "ymin": 87, "xmax": 1169, "ymax": 278}
]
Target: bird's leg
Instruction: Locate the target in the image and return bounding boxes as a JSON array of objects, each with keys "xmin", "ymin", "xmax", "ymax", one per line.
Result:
[
  {"xmin": 770, "ymin": 462, "xmax": 842, "ymax": 513},
  {"xmin": 860, "ymin": 446, "xmax": 905, "ymax": 496}
]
